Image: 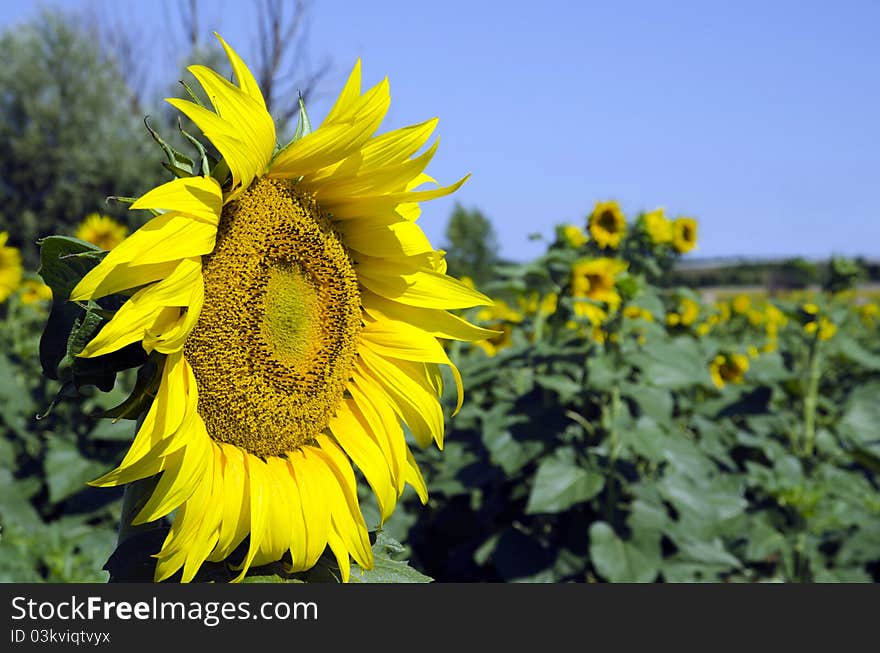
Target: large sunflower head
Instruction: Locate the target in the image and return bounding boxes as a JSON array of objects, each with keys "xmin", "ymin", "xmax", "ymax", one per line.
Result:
[
  {"xmin": 69, "ymin": 35, "xmax": 493, "ymax": 583},
  {"xmin": 74, "ymin": 213, "xmax": 128, "ymax": 250},
  {"xmin": 0, "ymin": 232, "xmax": 23, "ymax": 303},
  {"xmin": 587, "ymin": 201, "xmax": 627, "ymax": 249},
  {"xmin": 671, "ymin": 216, "xmax": 698, "ymax": 253}
]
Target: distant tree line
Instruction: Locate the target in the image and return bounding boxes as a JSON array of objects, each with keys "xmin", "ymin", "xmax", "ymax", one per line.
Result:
[{"xmin": 665, "ymin": 256, "xmax": 879, "ymax": 292}]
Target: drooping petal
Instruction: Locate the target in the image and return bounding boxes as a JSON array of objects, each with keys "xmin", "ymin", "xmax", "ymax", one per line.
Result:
[
  {"xmin": 70, "ymin": 213, "xmax": 216, "ymax": 301},
  {"xmin": 77, "ymin": 258, "xmax": 203, "ymax": 358}
]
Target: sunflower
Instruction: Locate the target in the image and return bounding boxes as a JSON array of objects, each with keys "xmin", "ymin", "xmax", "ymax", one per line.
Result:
[
  {"xmin": 710, "ymin": 353, "xmax": 749, "ymax": 389},
  {"xmin": 0, "ymin": 232, "xmax": 23, "ymax": 303},
  {"xmin": 570, "ymin": 257, "xmax": 628, "ymax": 308},
  {"xmin": 558, "ymin": 223, "xmax": 588, "ymax": 248},
  {"xmin": 587, "ymin": 201, "xmax": 627, "ymax": 249},
  {"xmin": 671, "ymin": 216, "xmax": 698, "ymax": 254},
  {"xmin": 20, "ymin": 279, "xmax": 53, "ymax": 306},
  {"xmin": 641, "ymin": 209, "xmax": 672, "ymax": 245},
  {"xmin": 75, "ymin": 213, "xmax": 129, "ymax": 250},
  {"xmin": 70, "ymin": 35, "xmax": 493, "ymax": 583}
]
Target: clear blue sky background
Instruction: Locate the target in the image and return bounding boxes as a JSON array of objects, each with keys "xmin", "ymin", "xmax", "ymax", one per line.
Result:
[{"xmin": 4, "ymin": 0, "xmax": 879, "ymax": 263}]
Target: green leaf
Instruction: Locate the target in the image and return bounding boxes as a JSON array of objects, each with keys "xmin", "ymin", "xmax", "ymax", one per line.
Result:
[
  {"xmin": 535, "ymin": 373, "xmax": 582, "ymax": 403},
  {"xmin": 631, "ymin": 337, "xmax": 708, "ymax": 389},
  {"xmin": 839, "ymin": 383, "xmax": 880, "ymax": 447},
  {"xmin": 525, "ymin": 458, "xmax": 604, "ymax": 514},
  {"xmin": 620, "ymin": 416, "xmax": 666, "ymax": 462},
  {"xmin": 38, "ymin": 236, "xmax": 106, "ymax": 380},
  {"xmin": 622, "ymin": 382, "xmax": 673, "ymax": 422},
  {"xmin": 44, "ymin": 438, "xmax": 107, "ymax": 504},
  {"xmin": 351, "ymin": 533, "xmax": 432, "ymax": 583},
  {"xmin": 589, "ymin": 521, "xmax": 660, "ymax": 582}
]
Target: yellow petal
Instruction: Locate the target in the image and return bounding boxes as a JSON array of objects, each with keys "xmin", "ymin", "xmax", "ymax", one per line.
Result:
[
  {"xmin": 354, "ymin": 351, "xmax": 444, "ymax": 449},
  {"xmin": 337, "ymin": 216, "xmax": 433, "ymax": 258},
  {"xmin": 357, "ymin": 256, "xmax": 491, "ymax": 309},
  {"xmin": 328, "ymin": 399, "xmax": 397, "ymax": 522},
  {"xmin": 214, "ymin": 33, "xmax": 266, "ymax": 108},
  {"xmin": 315, "ymin": 140, "xmax": 439, "ymax": 202},
  {"xmin": 289, "ymin": 448, "xmax": 331, "ymax": 568},
  {"xmin": 130, "ymin": 176, "xmax": 223, "ymax": 224},
  {"xmin": 77, "ymin": 258, "xmax": 202, "ymax": 358},
  {"xmin": 322, "ymin": 174, "xmax": 468, "ymax": 220},
  {"xmin": 256, "ymin": 456, "xmax": 294, "ymax": 564},
  {"xmin": 208, "ymin": 443, "xmax": 251, "ymax": 561},
  {"xmin": 313, "ymin": 435, "xmax": 372, "ymax": 567},
  {"xmin": 360, "ymin": 317, "xmax": 464, "ymax": 414},
  {"xmin": 405, "ymin": 446, "xmax": 429, "ymax": 504},
  {"xmin": 362, "ymin": 289, "xmax": 499, "ymax": 341},
  {"xmin": 348, "ymin": 381, "xmax": 405, "ymax": 495},
  {"xmin": 231, "ymin": 453, "xmax": 270, "ymax": 582},
  {"xmin": 70, "ymin": 213, "xmax": 216, "ymax": 301},
  {"xmin": 133, "ymin": 413, "xmax": 211, "ymax": 524},
  {"xmin": 269, "ymin": 79, "xmax": 390, "ymax": 179}
]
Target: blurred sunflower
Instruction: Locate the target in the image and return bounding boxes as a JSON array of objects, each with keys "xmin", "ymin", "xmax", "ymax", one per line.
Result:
[
  {"xmin": 588, "ymin": 201, "xmax": 627, "ymax": 249},
  {"xmin": 71, "ymin": 35, "xmax": 492, "ymax": 583},
  {"xmin": 0, "ymin": 232, "xmax": 23, "ymax": 303},
  {"xmin": 710, "ymin": 353, "xmax": 749, "ymax": 389},
  {"xmin": 671, "ymin": 216, "xmax": 698, "ymax": 253},
  {"xmin": 75, "ymin": 213, "xmax": 129, "ymax": 250},
  {"xmin": 19, "ymin": 279, "xmax": 53, "ymax": 306},
  {"xmin": 642, "ymin": 209, "xmax": 672, "ymax": 245},
  {"xmin": 571, "ymin": 257, "xmax": 628, "ymax": 308},
  {"xmin": 558, "ymin": 223, "xmax": 588, "ymax": 248}
]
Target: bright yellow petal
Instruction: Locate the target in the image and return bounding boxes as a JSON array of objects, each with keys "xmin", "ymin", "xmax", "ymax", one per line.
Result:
[
  {"xmin": 321, "ymin": 174, "xmax": 468, "ymax": 220},
  {"xmin": 357, "ymin": 256, "xmax": 491, "ymax": 309},
  {"xmin": 130, "ymin": 176, "xmax": 223, "ymax": 224},
  {"xmin": 133, "ymin": 412, "xmax": 211, "ymax": 524},
  {"xmin": 405, "ymin": 446, "xmax": 429, "ymax": 504},
  {"xmin": 355, "ymin": 350, "xmax": 444, "ymax": 449},
  {"xmin": 328, "ymin": 399, "xmax": 397, "ymax": 522},
  {"xmin": 362, "ymin": 289, "xmax": 498, "ymax": 341},
  {"xmin": 269, "ymin": 78, "xmax": 390, "ymax": 179},
  {"xmin": 215, "ymin": 33, "xmax": 266, "ymax": 108},
  {"xmin": 208, "ymin": 443, "xmax": 251, "ymax": 561},
  {"xmin": 231, "ymin": 453, "xmax": 270, "ymax": 582},
  {"xmin": 77, "ymin": 258, "xmax": 202, "ymax": 358},
  {"xmin": 337, "ymin": 216, "xmax": 433, "ymax": 258},
  {"xmin": 360, "ymin": 316, "xmax": 464, "ymax": 414},
  {"xmin": 70, "ymin": 213, "xmax": 216, "ymax": 301}
]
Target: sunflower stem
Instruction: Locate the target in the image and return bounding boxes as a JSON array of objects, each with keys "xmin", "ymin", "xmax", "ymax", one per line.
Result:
[{"xmin": 802, "ymin": 337, "xmax": 822, "ymax": 457}]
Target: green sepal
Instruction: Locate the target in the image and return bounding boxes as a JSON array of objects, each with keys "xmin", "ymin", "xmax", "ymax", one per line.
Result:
[
  {"xmin": 144, "ymin": 116, "xmax": 194, "ymax": 177},
  {"xmin": 99, "ymin": 354, "xmax": 164, "ymax": 421},
  {"xmin": 177, "ymin": 118, "xmax": 214, "ymax": 177},
  {"xmin": 211, "ymin": 158, "xmax": 231, "ymax": 187},
  {"xmin": 294, "ymin": 94, "xmax": 312, "ymax": 140},
  {"xmin": 276, "ymin": 94, "xmax": 313, "ymax": 155},
  {"xmin": 179, "ymin": 79, "xmax": 206, "ymax": 108}
]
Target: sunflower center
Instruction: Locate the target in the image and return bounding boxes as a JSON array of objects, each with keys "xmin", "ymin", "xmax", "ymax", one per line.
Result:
[
  {"xmin": 598, "ymin": 210, "xmax": 619, "ymax": 232},
  {"xmin": 184, "ymin": 178, "xmax": 361, "ymax": 458}
]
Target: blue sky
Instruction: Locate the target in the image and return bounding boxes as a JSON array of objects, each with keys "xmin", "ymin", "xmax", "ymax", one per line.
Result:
[{"xmin": 4, "ymin": 0, "xmax": 879, "ymax": 263}]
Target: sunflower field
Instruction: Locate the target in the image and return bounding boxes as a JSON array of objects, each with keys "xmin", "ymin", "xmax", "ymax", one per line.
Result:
[
  {"xmin": 2, "ymin": 197, "xmax": 879, "ymax": 583},
  {"xmin": 0, "ymin": 24, "xmax": 879, "ymax": 585}
]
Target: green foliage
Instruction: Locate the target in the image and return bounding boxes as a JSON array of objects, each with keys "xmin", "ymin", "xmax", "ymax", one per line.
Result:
[
  {"xmin": 392, "ymin": 217, "xmax": 880, "ymax": 583},
  {"xmin": 443, "ymin": 203, "xmax": 500, "ymax": 286},
  {"xmin": 0, "ymin": 292, "xmax": 132, "ymax": 582},
  {"xmin": 0, "ymin": 10, "xmax": 164, "ymax": 268}
]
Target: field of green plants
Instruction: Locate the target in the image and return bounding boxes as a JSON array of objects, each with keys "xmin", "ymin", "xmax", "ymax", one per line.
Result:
[{"xmin": 2, "ymin": 203, "xmax": 878, "ymax": 583}]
